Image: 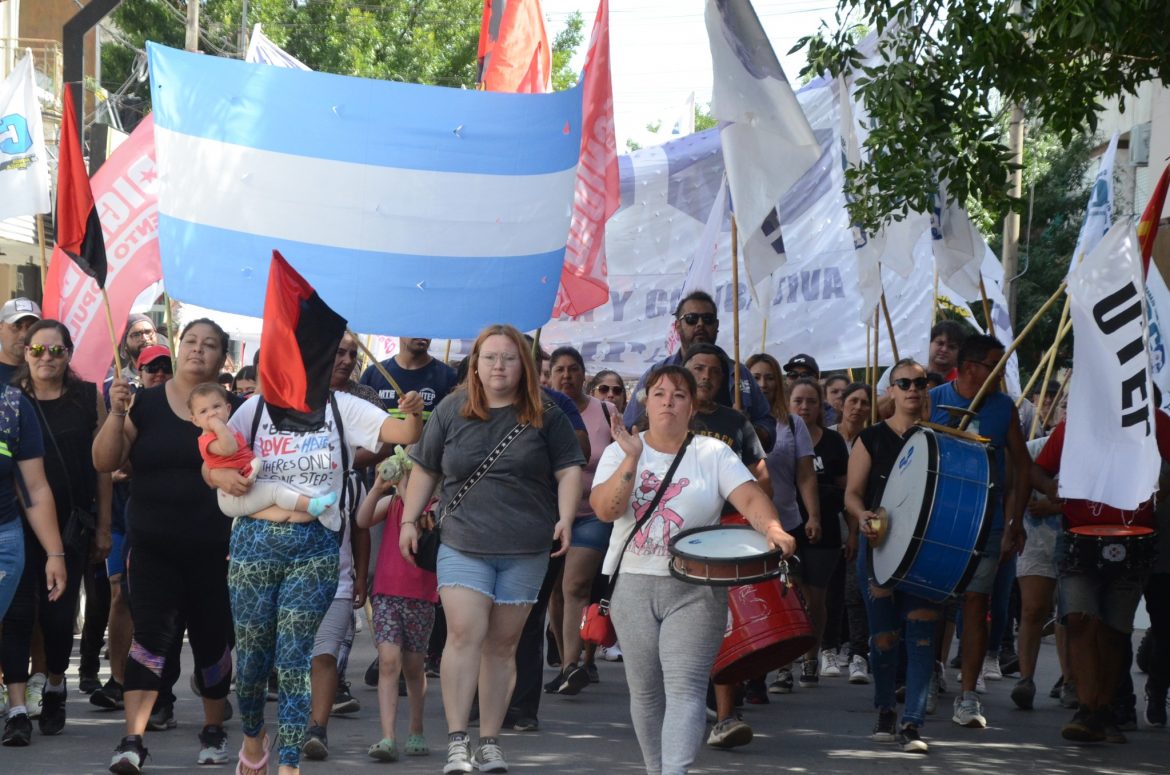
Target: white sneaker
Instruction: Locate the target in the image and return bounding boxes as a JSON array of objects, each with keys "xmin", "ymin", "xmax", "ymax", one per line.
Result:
[
  {"xmin": 848, "ymin": 655, "xmax": 871, "ymax": 685},
  {"xmin": 26, "ymin": 673, "xmax": 46, "ymax": 719},
  {"xmin": 952, "ymin": 694, "xmax": 987, "ymax": 728},
  {"xmin": 602, "ymin": 643, "xmax": 623, "ymax": 662},
  {"xmin": 353, "ymin": 610, "xmax": 364, "ymax": 634},
  {"xmin": 820, "ymin": 649, "xmax": 841, "ymax": 678},
  {"xmin": 472, "ymin": 741, "xmax": 508, "ymax": 772},
  {"xmin": 444, "ymin": 736, "xmax": 473, "ymax": 774},
  {"xmin": 982, "ymin": 654, "xmax": 1003, "ymax": 681}
]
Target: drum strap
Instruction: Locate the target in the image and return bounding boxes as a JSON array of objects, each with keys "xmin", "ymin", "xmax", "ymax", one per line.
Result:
[{"xmin": 601, "ymin": 433, "xmax": 694, "ymax": 613}]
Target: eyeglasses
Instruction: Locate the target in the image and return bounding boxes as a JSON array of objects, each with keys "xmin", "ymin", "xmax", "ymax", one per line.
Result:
[
  {"xmin": 969, "ymin": 361, "xmax": 999, "ymax": 371},
  {"xmin": 142, "ymin": 361, "xmax": 173, "ymax": 375},
  {"xmin": 892, "ymin": 377, "xmax": 929, "ymax": 391},
  {"xmin": 678, "ymin": 312, "xmax": 717, "ymax": 326},
  {"xmin": 126, "ymin": 328, "xmax": 156, "ymax": 341},
  {"xmin": 786, "ymin": 370, "xmax": 813, "ymax": 380},
  {"xmin": 479, "ymin": 353, "xmax": 520, "ymax": 365},
  {"xmin": 595, "ymin": 384, "xmax": 625, "ymax": 395},
  {"xmin": 26, "ymin": 344, "xmax": 69, "ymax": 359}
]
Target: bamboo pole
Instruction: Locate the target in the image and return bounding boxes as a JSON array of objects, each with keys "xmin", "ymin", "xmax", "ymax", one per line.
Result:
[
  {"xmin": 1015, "ymin": 317, "xmax": 1072, "ymax": 406},
  {"xmin": 36, "ymin": 214, "xmax": 48, "ymax": 290},
  {"xmin": 443, "ymin": 339, "xmax": 452, "ymax": 364},
  {"xmin": 978, "ymin": 276, "xmax": 996, "ymax": 338},
  {"xmin": 865, "ymin": 314, "xmax": 872, "ymax": 392},
  {"xmin": 880, "ymin": 292, "xmax": 900, "ymax": 362},
  {"xmin": 959, "ymin": 280, "xmax": 1067, "ymax": 431},
  {"xmin": 1039, "ymin": 368, "xmax": 1071, "ymax": 430},
  {"xmin": 162, "ymin": 289, "xmax": 178, "ymax": 356},
  {"xmin": 931, "ymin": 267, "xmax": 940, "ymax": 326},
  {"xmin": 1028, "ymin": 296, "xmax": 1072, "ymax": 438},
  {"xmin": 350, "ymin": 328, "xmax": 407, "ymax": 399},
  {"xmin": 871, "ymin": 306, "xmax": 880, "ymax": 425},
  {"xmin": 100, "ymin": 289, "xmax": 123, "ymax": 377},
  {"xmin": 731, "ymin": 217, "xmax": 742, "ymax": 411}
]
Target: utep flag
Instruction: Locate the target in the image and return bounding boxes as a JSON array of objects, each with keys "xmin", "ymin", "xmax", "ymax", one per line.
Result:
[
  {"xmin": 260, "ymin": 251, "xmax": 346, "ymax": 415},
  {"xmin": 42, "ymin": 117, "xmax": 164, "ymax": 383},
  {"xmin": 0, "ymin": 52, "xmax": 51, "ymax": 220},
  {"xmin": 1067, "ymin": 132, "xmax": 1118, "ymax": 275},
  {"xmin": 1064, "ymin": 221, "xmax": 1160, "ymax": 510},
  {"xmin": 55, "ymin": 89, "xmax": 108, "ymax": 287},
  {"xmin": 705, "ymin": 0, "xmax": 819, "ymax": 289},
  {"xmin": 478, "ymin": 0, "xmax": 551, "ymax": 93},
  {"xmin": 147, "ymin": 43, "xmax": 582, "ymax": 338},
  {"xmin": 552, "ymin": 0, "xmax": 619, "ymax": 319}
]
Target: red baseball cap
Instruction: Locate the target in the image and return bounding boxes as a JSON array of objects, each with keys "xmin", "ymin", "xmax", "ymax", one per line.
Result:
[{"xmin": 137, "ymin": 344, "xmax": 171, "ymax": 369}]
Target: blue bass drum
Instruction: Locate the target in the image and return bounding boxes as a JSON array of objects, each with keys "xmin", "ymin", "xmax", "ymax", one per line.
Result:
[{"xmin": 869, "ymin": 425, "xmax": 994, "ymax": 602}]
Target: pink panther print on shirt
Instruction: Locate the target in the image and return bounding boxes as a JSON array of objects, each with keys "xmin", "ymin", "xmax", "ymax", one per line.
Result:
[{"xmin": 629, "ymin": 470, "xmax": 691, "ymax": 557}]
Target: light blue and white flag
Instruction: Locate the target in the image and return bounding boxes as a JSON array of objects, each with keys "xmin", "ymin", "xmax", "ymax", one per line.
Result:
[{"xmin": 147, "ymin": 43, "xmax": 582, "ymax": 337}]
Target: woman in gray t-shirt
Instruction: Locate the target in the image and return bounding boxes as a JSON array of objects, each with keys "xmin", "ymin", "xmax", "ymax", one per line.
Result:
[{"xmin": 399, "ymin": 325, "xmax": 583, "ymax": 774}]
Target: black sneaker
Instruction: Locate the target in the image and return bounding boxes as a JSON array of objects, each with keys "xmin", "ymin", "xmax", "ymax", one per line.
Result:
[
  {"xmin": 332, "ymin": 681, "xmax": 360, "ymax": 715},
  {"xmin": 557, "ymin": 665, "xmax": 590, "ymax": 696},
  {"xmin": 302, "ymin": 725, "xmax": 329, "ymax": 760},
  {"xmin": 91, "ymin": 678, "xmax": 125, "ymax": 710},
  {"xmin": 871, "ymin": 707, "xmax": 897, "ymax": 742},
  {"xmin": 79, "ymin": 673, "xmax": 102, "ymax": 695},
  {"xmin": 146, "ymin": 700, "xmax": 176, "ymax": 731},
  {"xmin": 544, "ymin": 671, "xmax": 564, "ymax": 694},
  {"xmin": 1100, "ymin": 708, "xmax": 1128, "ymax": 743},
  {"xmin": 1112, "ymin": 697, "xmax": 1138, "ymax": 731},
  {"xmin": 1145, "ymin": 684, "xmax": 1168, "ymax": 727},
  {"xmin": 799, "ymin": 659, "xmax": 819, "ymax": 688},
  {"xmin": 39, "ymin": 688, "xmax": 66, "ymax": 736},
  {"xmin": 1061, "ymin": 705, "xmax": 1105, "ymax": 743},
  {"xmin": 2, "ymin": 713, "xmax": 32, "ymax": 746},
  {"xmin": 586, "ymin": 662, "xmax": 600, "ymax": 684},
  {"xmin": 364, "ymin": 657, "xmax": 380, "ymax": 687},
  {"xmin": 1050, "ymin": 676, "xmax": 1064, "ymax": 699},
  {"xmin": 425, "ymin": 657, "xmax": 441, "ymax": 678},
  {"xmin": 109, "ymin": 735, "xmax": 149, "ymax": 774},
  {"xmin": 898, "ymin": 723, "xmax": 928, "ymax": 753}
]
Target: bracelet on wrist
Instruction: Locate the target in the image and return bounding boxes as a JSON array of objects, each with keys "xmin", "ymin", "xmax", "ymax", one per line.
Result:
[
  {"xmin": 110, "ymin": 410, "xmax": 127, "ymax": 417},
  {"xmin": 402, "ymin": 520, "xmax": 416, "ymax": 525},
  {"xmin": 47, "ymin": 552, "xmax": 65, "ymax": 558}
]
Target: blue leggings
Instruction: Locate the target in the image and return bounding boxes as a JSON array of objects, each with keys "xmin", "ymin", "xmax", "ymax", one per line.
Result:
[{"xmin": 229, "ymin": 519, "xmax": 339, "ymax": 767}]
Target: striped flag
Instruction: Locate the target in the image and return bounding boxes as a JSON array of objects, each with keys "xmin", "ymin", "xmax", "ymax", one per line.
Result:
[
  {"xmin": 147, "ymin": 43, "xmax": 582, "ymax": 337},
  {"xmin": 1138, "ymin": 161, "xmax": 1169, "ymax": 273}
]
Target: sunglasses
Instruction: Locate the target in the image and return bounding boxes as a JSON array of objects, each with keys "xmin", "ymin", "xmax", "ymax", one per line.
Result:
[
  {"xmin": 595, "ymin": 384, "xmax": 625, "ymax": 395},
  {"xmin": 142, "ymin": 361, "xmax": 173, "ymax": 375},
  {"xmin": 892, "ymin": 377, "xmax": 929, "ymax": 391},
  {"xmin": 26, "ymin": 344, "xmax": 69, "ymax": 359},
  {"xmin": 678, "ymin": 312, "xmax": 717, "ymax": 326}
]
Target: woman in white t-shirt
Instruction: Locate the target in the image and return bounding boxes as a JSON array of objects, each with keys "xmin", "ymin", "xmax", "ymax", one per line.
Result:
[{"xmin": 591, "ymin": 365, "xmax": 795, "ymax": 775}]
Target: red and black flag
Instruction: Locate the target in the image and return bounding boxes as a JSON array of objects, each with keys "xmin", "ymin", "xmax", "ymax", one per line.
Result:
[
  {"xmin": 260, "ymin": 250, "xmax": 347, "ymax": 420},
  {"xmin": 55, "ymin": 88, "xmax": 107, "ymax": 287}
]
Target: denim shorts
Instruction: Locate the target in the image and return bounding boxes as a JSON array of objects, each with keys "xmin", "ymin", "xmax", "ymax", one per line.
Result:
[
  {"xmin": 570, "ymin": 515, "xmax": 613, "ymax": 552},
  {"xmin": 0, "ymin": 517, "xmax": 25, "ymax": 619},
  {"xmin": 436, "ymin": 543, "xmax": 548, "ymax": 605},
  {"xmin": 964, "ymin": 529, "xmax": 1003, "ymax": 596}
]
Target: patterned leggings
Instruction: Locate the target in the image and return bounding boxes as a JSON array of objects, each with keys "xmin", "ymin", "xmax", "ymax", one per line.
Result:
[{"xmin": 229, "ymin": 518, "xmax": 339, "ymax": 768}]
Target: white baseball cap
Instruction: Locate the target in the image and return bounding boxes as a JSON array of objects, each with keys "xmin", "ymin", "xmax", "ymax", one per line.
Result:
[{"xmin": 0, "ymin": 298, "xmax": 41, "ymax": 326}]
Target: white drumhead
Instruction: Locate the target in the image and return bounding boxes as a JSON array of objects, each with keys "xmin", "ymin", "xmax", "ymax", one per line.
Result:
[
  {"xmin": 874, "ymin": 431, "xmax": 931, "ymax": 584},
  {"xmin": 674, "ymin": 528, "xmax": 770, "ymax": 559}
]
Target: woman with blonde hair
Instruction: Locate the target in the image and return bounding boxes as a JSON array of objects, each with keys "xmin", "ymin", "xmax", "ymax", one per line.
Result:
[{"xmin": 399, "ymin": 324, "xmax": 583, "ymax": 774}]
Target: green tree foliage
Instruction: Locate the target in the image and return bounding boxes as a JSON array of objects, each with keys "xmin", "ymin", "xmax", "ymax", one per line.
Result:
[
  {"xmin": 796, "ymin": 0, "xmax": 1169, "ymax": 234},
  {"xmin": 551, "ymin": 10, "xmax": 584, "ymax": 91}
]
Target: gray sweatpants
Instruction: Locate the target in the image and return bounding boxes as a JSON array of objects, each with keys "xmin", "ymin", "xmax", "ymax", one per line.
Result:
[{"xmin": 610, "ymin": 573, "xmax": 727, "ymax": 775}]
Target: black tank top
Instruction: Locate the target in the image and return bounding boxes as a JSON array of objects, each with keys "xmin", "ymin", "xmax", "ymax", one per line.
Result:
[
  {"xmin": 33, "ymin": 382, "xmax": 99, "ymax": 528},
  {"xmin": 857, "ymin": 422, "xmax": 912, "ymax": 509},
  {"xmin": 127, "ymin": 384, "xmax": 232, "ymax": 547}
]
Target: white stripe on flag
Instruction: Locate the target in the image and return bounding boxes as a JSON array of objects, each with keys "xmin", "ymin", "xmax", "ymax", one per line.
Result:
[{"xmin": 155, "ymin": 127, "xmax": 578, "ymax": 258}]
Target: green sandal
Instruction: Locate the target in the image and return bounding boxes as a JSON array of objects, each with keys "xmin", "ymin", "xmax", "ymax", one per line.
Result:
[
  {"xmin": 368, "ymin": 738, "xmax": 399, "ymax": 762},
  {"xmin": 404, "ymin": 733, "xmax": 429, "ymax": 756}
]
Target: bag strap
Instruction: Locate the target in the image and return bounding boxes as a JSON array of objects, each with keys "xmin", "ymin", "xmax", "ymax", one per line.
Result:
[
  {"xmin": 600, "ymin": 432, "xmax": 693, "ymax": 611},
  {"xmin": 29, "ymin": 395, "xmax": 77, "ymax": 519},
  {"xmin": 439, "ymin": 420, "xmax": 529, "ymax": 527}
]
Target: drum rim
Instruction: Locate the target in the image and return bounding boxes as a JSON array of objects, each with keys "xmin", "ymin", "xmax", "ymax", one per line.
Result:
[
  {"xmin": 1068, "ymin": 524, "xmax": 1155, "ymax": 537},
  {"xmin": 667, "ymin": 524, "xmax": 782, "ymax": 563},
  {"xmin": 867, "ymin": 426, "xmax": 995, "ymax": 601}
]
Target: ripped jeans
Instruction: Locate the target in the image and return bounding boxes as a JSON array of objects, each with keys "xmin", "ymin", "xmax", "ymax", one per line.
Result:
[
  {"xmin": 0, "ymin": 518, "xmax": 24, "ymax": 620},
  {"xmin": 858, "ymin": 536, "xmax": 940, "ymax": 727}
]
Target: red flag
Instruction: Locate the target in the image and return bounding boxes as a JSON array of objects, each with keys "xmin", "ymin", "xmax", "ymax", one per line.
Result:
[
  {"xmin": 42, "ymin": 116, "xmax": 164, "ymax": 383},
  {"xmin": 551, "ymin": 0, "xmax": 619, "ymax": 318},
  {"xmin": 260, "ymin": 251, "xmax": 347, "ymax": 414},
  {"xmin": 478, "ymin": 0, "xmax": 550, "ymax": 93},
  {"xmin": 1138, "ymin": 162, "xmax": 1170, "ymax": 276},
  {"xmin": 55, "ymin": 88, "xmax": 108, "ymax": 287}
]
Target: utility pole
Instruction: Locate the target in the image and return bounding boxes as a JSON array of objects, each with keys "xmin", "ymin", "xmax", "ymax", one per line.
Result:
[
  {"xmin": 185, "ymin": 0, "xmax": 200, "ymax": 53},
  {"xmin": 239, "ymin": 0, "xmax": 251, "ymax": 58},
  {"xmin": 1002, "ymin": 104, "xmax": 1025, "ymax": 324}
]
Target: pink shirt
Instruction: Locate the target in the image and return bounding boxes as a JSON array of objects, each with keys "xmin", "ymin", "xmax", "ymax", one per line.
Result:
[
  {"xmin": 372, "ymin": 496, "xmax": 439, "ymax": 603},
  {"xmin": 578, "ymin": 396, "xmax": 616, "ymax": 518}
]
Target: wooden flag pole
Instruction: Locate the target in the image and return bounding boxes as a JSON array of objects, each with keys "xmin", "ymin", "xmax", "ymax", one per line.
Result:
[
  {"xmin": 865, "ymin": 315, "xmax": 872, "ymax": 392},
  {"xmin": 162, "ymin": 289, "xmax": 178, "ymax": 357},
  {"xmin": 931, "ymin": 267, "xmax": 940, "ymax": 326},
  {"xmin": 349, "ymin": 328, "xmax": 407, "ymax": 399},
  {"xmin": 1016, "ymin": 317, "xmax": 1071, "ymax": 407},
  {"xmin": 978, "ymin": 276, "xmax": 996, "ymax": 338},
  {"xmin": 443, "ymin": 339, "xmax": 452, "ymax": 364},
  {"xmin": 871, "ymin": 306, "xmax": 880, "ymax": 425},
  {"xmin": 100, "ymin": 289, "xmax": 123, "ymax": 377},
  {"xmin": 879, "ymin": 291, "xmax": 900, "ymax": 362},
  {"xmin": 1038, "ymin": 368, "xmax": 1072, "ymax": 433},
  {"xmin": 36, "ymin": 214, "xmax": 48, "ymax": 289},
  {"xmin": 959, "ymin": 280, "xmax": 1067, "ymax": 431},
  {"xmin": 731, "ymin": 217, "xmax": 742, "ymax": 411}
]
